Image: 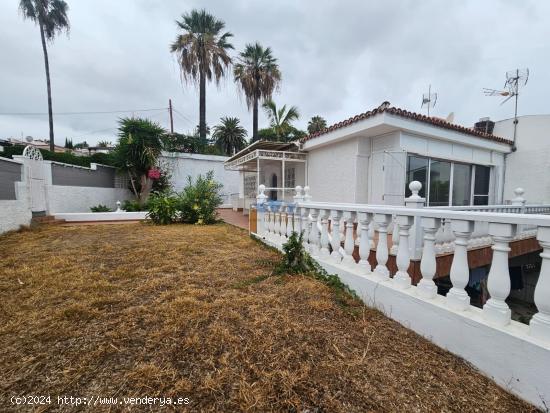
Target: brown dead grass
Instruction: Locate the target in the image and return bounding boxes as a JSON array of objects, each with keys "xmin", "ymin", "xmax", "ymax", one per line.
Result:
[{"xmin": 0, "ymin": 223, "xmax": 539, "ymax": 412}]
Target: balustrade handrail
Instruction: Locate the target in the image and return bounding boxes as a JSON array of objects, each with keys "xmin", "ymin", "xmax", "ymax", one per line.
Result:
[{"xmin": 297, "ymin": 201, "xmax": 550, "ymax": 227}]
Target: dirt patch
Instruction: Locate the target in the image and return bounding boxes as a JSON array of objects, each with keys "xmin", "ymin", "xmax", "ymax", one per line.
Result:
[{"xmin": 0, "ymin": 223, "xmax": 538, "ymax": 412}]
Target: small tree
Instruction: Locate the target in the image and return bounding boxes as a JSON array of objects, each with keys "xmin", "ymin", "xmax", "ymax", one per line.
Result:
[{"xmin": 114, "ymin": 117, "xmax": 167, "ymax": 205}]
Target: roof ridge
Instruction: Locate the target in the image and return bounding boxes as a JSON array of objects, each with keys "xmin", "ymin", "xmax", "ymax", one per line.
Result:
[{"xmin": 302, "ymin": 102, "xmax": 513, "ymax": 145}]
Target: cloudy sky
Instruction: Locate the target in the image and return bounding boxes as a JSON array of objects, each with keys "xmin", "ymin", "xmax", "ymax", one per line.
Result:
[{"xmin": 1, "ymin": 0, "xmax": 549, "ymax": 146}]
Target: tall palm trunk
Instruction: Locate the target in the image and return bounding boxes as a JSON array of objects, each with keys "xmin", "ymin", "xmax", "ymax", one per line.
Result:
[
  {"xmin": 252, "ymin": 94, "xmax": 259, "ymax": 141},
  {"xmin": 39, "ymin": 21, "xmax": 55, "ymax": 152},
  {"xmin": 199, "ymin": 68, "xmax": 206, "ymax": 141}
]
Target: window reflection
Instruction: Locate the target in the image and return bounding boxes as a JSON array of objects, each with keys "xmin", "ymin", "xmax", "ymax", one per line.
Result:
[
  {"xmin": 429, "ymin": 160, "xmax": 451, "ymax": 207},
  {"xmin": 452, "ymin": 163, "xmax": 471, "ymax": 206}
]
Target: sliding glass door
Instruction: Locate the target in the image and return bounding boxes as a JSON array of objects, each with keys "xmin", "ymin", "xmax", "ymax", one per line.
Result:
[{"xmin": 405, "ymin": 154, "xmax": 491, "ymax": 207}]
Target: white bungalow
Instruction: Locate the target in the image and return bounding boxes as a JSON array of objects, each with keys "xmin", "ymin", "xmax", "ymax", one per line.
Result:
[{"xmin": 225, "ymin": 101, "xmax": 513, "ymax": 210}]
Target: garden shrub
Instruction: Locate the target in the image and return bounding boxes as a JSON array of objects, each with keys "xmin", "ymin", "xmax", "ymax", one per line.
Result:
[
  {"xmin": 122, "ymin": 199, "xmax": 148, "ymax": 212},
  {"xmin": 178, "ymin": 171, "xmax": 223, "ymax": 225},
  {"xmin": 146, "ymin": 192, "xmax": 180, "ymax": 225},
  {"xmin": 90, "ymin": 204, "xmax": 112, "ymax": 212}
]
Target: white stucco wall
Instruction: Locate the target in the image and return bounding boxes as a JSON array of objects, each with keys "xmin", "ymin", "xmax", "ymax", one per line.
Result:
[
  {"xmin": 45, "ymin": 186, "xmax": 133, "ymax": 213},
  {"xmin": 307, "ymin": 137, "xmax": 361, "ymax": 203},
  {"xmin": 494, "ymin": 115, "xmax": 550, "ymax": 203},
  {"xmin": 0, "ymin": 182, "xmax": 32, "ymax": 234},
  {"xmin": 161, "ymin": 152, "xmax": 240, "ymax": 203}
]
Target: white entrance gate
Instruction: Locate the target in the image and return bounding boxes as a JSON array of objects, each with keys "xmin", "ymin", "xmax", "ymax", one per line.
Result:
[{"xmin": 22, "ymin": 145, "xmax": 46, "ymax": 214}]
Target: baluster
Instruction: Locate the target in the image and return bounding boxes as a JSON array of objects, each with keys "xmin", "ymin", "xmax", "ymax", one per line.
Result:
[
  {"xmin": 342, "ymin": 211, "xmax": 356, "ymax": 267},
  {"xmin": 301, "ymin": 207, "xmax": 310, "ymax": 251},
  {"xmin": 319, "ymin": 209, "xmax": 330, "ymax": 258},
  {"xmin": 418, "ymin": 217, "xmax": 441, "ymax": 299},
  {"xmin": 447, "ymin": 219, "xmax": 474, "ymax": 311},
  {"xmin": 357, "ymin": 212, "xmax": 372, "ymax": 275},
  {"xmin": 293, "ymin": 205, "xmax": 302, "ymax": 236},
  {"xmin": 280, "ymin": 205, "xmax": 289, "ymax": 243},
  {"xmin": 374, "ymin": 214, "xmax": 391, "ymax": 280},
  {"xmin": 309, "ymin": 209, "xmax": 320, "ymax": 257},
  {"xmin": 368, "ymin": 220, "xmax": 376, "ymax": 249},
  {"xmin": 393, "ymin": 215, "xmax": 414, "ymax": 289},
  {"xmin": 266, "ymin": 205, "xmax": 273, "ymax": 240},
  {"xmin": 483, "ymin": 222, "xmax": 516, "ymax": 326},
  {"xmin": 273, "ymin": 206, "xmax": 280, "ymax": 242},
  {"xmin": 330, "ymin": 210, "xmax": 343, "ymax": 263},
  {"xmin": 530, "ymin": 227, "xmax": 550, "ymax": 341},
  {"xmin": 285, "ymin": 205, "xmax": 293, "ymax": 240},
  {"xmin": 390, "ymin": 220, "xmax": 399, "ymax": 255}
]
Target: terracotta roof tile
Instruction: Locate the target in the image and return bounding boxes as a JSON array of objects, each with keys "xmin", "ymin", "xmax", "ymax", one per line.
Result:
[{"xmin": 302, "ymin": 102, "xmax": 513, "ymax": 145}]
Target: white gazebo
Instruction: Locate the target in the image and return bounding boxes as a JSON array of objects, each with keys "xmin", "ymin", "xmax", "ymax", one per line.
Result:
[{"xmin": 224, "ymin": 141, "xmax": 307, "ymax": 213}]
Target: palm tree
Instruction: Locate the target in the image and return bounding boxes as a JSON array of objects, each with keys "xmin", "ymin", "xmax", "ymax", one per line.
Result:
[
  {"xmin": 234, "ymin": 43, "xmax": 281, "ymax": 141},
  {"xmin": 114, "ymin": 118, "xmax": 168, "ymax": 205},
  {"xmin": 97, "ymin": 140, "xmax": 112, "ymax": 148},
  {"xmin": 212, "ymin": 117, "xmax": 247, "ymax": 155},
  {"xmin": 170, "ymin": 9, "xmax": 233, "ymax": 142},
  {"xmin": 307, "ymin": 116, "xmax": 327, "ymax": 134},
  {"xmin": 263, "ymin": 100, "xmax": 300, "ymax": 141},
  {"xmin": 19, "ymin": 0, "xmax": 70, "ymax": 152}
]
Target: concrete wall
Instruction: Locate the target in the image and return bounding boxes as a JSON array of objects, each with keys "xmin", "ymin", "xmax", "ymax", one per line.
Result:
[
  {"xmin": 51, "ymin": 163, "xmax": 116, "ymax": 187},
  {"xmin": 0, "ymin": 157, "xmax": 22, "ymax": 200},
  {"xmin": 161, "ymin": 152, "xmax": 240, "ymax": 203},
  {"xmin": 494, "ymin": 115, "xmax": 550, "ymax": 203},
  {"xmin": 45, "ymin": 186, "xmax": 133, "ymax": 213}
]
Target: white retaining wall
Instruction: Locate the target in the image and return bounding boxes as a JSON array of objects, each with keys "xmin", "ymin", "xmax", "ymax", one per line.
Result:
[
  {"xmin": 0, "ymin": 181, "xmax": 32, "ymax": 234},
  {"xmin": 45, "ymin": 185, "xmax": 133, "ymax": 213}
]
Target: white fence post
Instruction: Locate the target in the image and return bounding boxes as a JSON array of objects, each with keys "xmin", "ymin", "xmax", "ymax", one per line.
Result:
[
  {"xmin": 405, "ymin": 181, "xmax": 426, "ymax": 260},
  {"xmin": 330, "ymin": 210, "xmax": 343, "ymax": 263},
  {"xmin": 394, "ymin": 215, "xmax": 414, "ymax": 289},
  {"xmin": 256, "ymin": 184, "xmax": 267, "ymax": 236},
  {"xmin": 374, "ymin": 213, "xmax": 391, "ymax": 281},
  {"xmin": 357, "ymin": 212, "xmax": 372, "ymax": 275},
  {"xmin": 418, "ymin": 217, "xmax": 441, "ymax": 299}
]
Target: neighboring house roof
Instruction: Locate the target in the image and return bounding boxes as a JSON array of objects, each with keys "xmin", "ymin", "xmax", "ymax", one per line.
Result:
[{"xmin": 302, "ymin": 102, "xmax": 513, "ymax": 145}]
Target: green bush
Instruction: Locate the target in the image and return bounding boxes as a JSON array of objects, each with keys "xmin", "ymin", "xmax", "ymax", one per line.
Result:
[
  {"xmin": 178, "ymin": 171, "xmax": 223, "ymax": 225},
  {"xmin": 122, "ymin": 199, "xmax": 148, "ymax": 212},
  {"xmin": 90, "ymin": 204, "xmax": 112, "ymax": 212},
  {"xmin": 146, "ymin": 192, "xmax": 180, "ymax": 225}
]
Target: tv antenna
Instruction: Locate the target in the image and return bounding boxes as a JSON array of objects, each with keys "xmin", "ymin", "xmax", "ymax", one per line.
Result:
[
  {"xmin": 483, "ymin": 68, "xmax": 529, "ymax": 149},
  {"xmin": 421, "ymin": 84, "xmax": 437, "ymax": 116}
]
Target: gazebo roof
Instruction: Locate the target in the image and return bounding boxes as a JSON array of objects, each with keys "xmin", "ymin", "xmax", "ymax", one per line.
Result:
[{"xmin": 225, "ymin": 140, "xmax": 299, "ymax": 163}]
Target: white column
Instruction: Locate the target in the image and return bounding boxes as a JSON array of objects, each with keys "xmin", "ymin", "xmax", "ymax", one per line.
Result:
[
  {"xmin": 357, "ymin": 212, "xmax": 372, "ymax": 275},
  {"xmin": 404, "ymin": 181, "xmax": 426, "ymax": 260},
  {"xmin": 301, "ymin": 207, "xmax": 310, "ymax": 250},
  {"xmin": 530, "ymin": 227, "xmax": 550, "ymax": 341},
  {"xmin": 273, "ymin": 206, "xmax": 281, "ymax": 242},
  {"xmin": 418, "ymin": 217, "xmax": 441, "ymax": 299},
  {"xmin": 483, "ymin": 222, "xmax": 516, "ymax": 326},
  {"xmin": 393, "ymin": 215, "xmax": 414, "ymax": 289},
  {"xmin": 447, "ymin": 219, "xmax": 474, "ymax": 311},
  {"xmin": 319, "ymin": 209, "xmax": 330, "ymax": 258},
  {"xmin": 309, "ymin": 209, "xmax": 320, "ymax": 257},
  {"xmin": 390, "ymin": 221, "xmax": 399, "ymax": 255},
  {"xmin": 342, "ymin": 211, "xmax": 356, "ymax": 267},
  {"xmin": 330, "ymin": 210, "xmax": 343, "ymax": 263},
  {"xmin": 293, "ymin": 205, "xmax": 302, "ymax": 236},
  {"xmin": 374, "ymin": 213, "xmax": 391, "ymax": 281},
  {"xmin": 256, "ymin": 185, "xmax": 267, "ymax": 236},
  {"xmin": 266, "ymin": 204, "xmax": 273, "ymax": 240}
]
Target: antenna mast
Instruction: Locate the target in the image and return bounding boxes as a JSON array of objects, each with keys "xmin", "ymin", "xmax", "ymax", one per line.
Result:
[
  {"xmin": 483, "ymin": 68, "xmax": 529, "ymax": 150},
  {"xmin": 421, "ymin": 84, "xmax": 437, "ymax": 116}
]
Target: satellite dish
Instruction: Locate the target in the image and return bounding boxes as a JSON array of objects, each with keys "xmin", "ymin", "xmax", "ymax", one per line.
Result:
[
  {"xmin": 25, "ymin": 136, "xmax": 33, "ymax": 143},
  {"xmin": 446, "ymin": 112, "xmax": 455, "ymax": 123}
]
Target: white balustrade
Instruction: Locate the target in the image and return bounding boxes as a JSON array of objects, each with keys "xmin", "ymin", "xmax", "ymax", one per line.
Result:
[{"xmin": 257, "ymin": 181, "xmax": 550, "ymax": 350}]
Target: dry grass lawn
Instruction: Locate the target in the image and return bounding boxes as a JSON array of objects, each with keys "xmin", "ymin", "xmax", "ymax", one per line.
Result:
[{"xmin": 0, "ymin": 223, "xmax": 539, "ymax": 412}]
